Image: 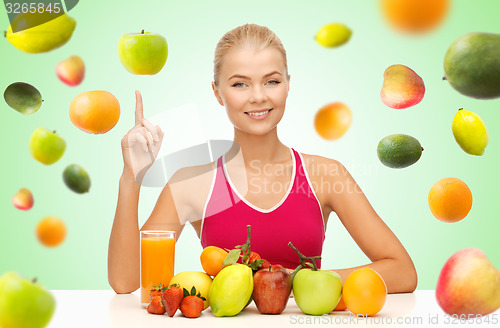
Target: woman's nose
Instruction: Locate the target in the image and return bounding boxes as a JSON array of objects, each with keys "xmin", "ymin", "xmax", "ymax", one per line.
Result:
[{"xmin": 249, "ymin": 85, "xmax": 267, "ymax": 103}]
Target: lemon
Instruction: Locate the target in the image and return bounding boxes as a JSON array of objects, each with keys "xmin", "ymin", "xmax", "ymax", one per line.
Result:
[
  {"xmin": 169, "ymin": 271, "xmax": 212, "ymax": 310},
  {"xmin": 315, "ymin": 23, "xmax": 352, "ymax": 48},
  {"xmin": 6, "ymin": 13, "xmax": 76, "ymax": 53},
  {"xmin": 452, "ymin": 108, "xmax": 489, "ymax": 156}
]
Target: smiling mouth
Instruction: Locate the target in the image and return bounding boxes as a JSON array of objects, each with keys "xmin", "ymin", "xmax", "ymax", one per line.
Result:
[{"xmin": 245, "ymin": 109, "xmax": 273, "ymax": 116}]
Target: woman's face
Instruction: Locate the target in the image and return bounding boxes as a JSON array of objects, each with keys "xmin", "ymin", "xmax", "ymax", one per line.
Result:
[{"xmin": 213, "ymin": 46, "xmax": 290, "ymax": 136}]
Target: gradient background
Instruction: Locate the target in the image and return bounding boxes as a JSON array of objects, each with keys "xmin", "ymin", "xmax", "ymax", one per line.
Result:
[{"xmin": 1, "ymin": 0, "xmax": 499, "ymax": 290}]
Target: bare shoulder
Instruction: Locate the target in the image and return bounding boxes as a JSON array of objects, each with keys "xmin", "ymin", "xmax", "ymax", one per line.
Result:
[{"xmin": 300, "ymin": 153, "xmax": 348, "ymax": 180}]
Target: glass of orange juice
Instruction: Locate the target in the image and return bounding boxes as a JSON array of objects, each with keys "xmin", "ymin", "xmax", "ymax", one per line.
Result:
[{"xmin": 140, "ymin": 230, "xmax": 175, "ymax": 306}]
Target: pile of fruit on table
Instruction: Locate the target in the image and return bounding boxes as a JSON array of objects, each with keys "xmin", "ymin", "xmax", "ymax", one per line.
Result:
[{"xmin": 145, "ymin": 226, "xmax": 388, "ymax": 318}]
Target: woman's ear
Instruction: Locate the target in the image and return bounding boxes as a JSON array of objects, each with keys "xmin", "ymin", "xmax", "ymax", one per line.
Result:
[
  {"xmin": 287, "ymin": 74, "xmax": 291, "ymax": 91},
  {"xmin": 212, "ymin": 81, "xmax": 224, "ymax": 106}
]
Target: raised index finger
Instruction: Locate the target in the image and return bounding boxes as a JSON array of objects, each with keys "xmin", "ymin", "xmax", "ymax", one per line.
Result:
[{"xmin": 135, "ymin": 90, "xmax": 144, "ymax": 125}]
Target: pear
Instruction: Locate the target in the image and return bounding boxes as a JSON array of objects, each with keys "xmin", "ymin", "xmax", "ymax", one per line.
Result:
[
  {"xmin": 380, "ymin": 64, "xmax": 425, "ymax": 109},
  {"xmin": 436, "ymin": 248, "xmax": 500, "ymax": 316},
  {"xmin": 452, "ymin": 108, "xmax": 488, "ymax": 156}
]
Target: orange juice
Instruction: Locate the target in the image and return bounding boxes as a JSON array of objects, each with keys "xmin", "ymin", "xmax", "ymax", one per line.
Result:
[{"xmin": 140, "ymin": 231, "xmax": 175, "ymax": 305}]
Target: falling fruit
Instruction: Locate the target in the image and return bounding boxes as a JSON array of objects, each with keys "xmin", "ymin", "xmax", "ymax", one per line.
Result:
[
  {"xmin": 444, "ymin": 32, "xmax": 500, "ymax": 99},
  {"xmin": 0, "ymin": 272, "xmax": 56, "ymax": 328},
  {"xmin": 6, "ymin": 12, "xmax": 76, "ymax": 53},
  {"xmin": 56, "ymin": 55, "xmax": 85, "ymax": 86},
  {"xmin": 380, "ymin": 0, "xmax": 449, "ymax": 34},
  {"xmin": 452, "ymin": 108, "xmax": 488, "ymax": 156},
  {"xmin": 4, "ymin": 82, "xmax": 42, "ymax": 115},
  {"xmin": 436, "ymin": 248, "xmax": 500, "ymax": 316},
  {"xmin": 118, "ymin": 30, "xmax": 168, "ymax": 75},
  {"xmin": 315, "ymin": 23, "xmax": 352, "ymax": 48},
  {"xmin": 377, "ymin": 134, "xmax": 423, "ymax": 168},
  {"xmin": 36, "ymin": 216, "xmax": 66, "ymax": 247},
  {"xmin": 380, "ymin": 64, "xmax": 425, "ymax": 109},
  {"xmin": 29, "ymin": 127, "xmax": 66, "ymax": 165},
  {"xmin": 63, "ymin": 164, "xmax": 91, "ymax": 194},
  {"xmin": 314, "ymin": 102, "xmax": 352, "ymax": 140},
  {"xmin": 12, "ymin": 188, "xmax": 34, "ymax": 210},
  {"xmin": 69, "ymin": 90, "xmax": 120, "ymax": 134},
  {"xmin": 428, "ymin": 177, "xmax": 472, "ymax": 223}
]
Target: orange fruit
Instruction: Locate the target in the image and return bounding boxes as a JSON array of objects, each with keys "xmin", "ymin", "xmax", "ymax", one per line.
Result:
[
  {"xmin": 380, "ymin": 0, "xmax": 449, "ymax": 34},
  {"xmin": 333, "ymin": 294, "xmax": 347, "ymax": 311},
  {"xmin": 69, "ymin": 90, "xmax": 120, "ymax": 134},
  {"xmin": 343, "ymin": 268, "xmax": 387, "ymax": 316},
  {"xmin": 36, "ymin": 216, "xmax": 66, "ymax": 247},
  {"xmin": 314, "ymin": 102, "xmax": 352, "ymax": 140},
  {"xmin": 428, "ymin": 177, "xmax": 473, "ymax": 223},
  {"xmin": 200, "ymin": 246, "xmax": 228, "ymax": 277}
]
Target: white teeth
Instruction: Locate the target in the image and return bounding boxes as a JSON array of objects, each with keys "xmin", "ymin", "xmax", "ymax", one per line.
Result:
[{"xmin": 248, "ymin": 110, "xmax": 270, "ymax": 116}]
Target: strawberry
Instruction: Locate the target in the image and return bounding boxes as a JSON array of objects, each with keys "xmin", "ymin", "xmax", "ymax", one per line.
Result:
[
  {"xmin": 249, "ymin": 251, "xmax": 261, "ymax": 262},
  {"xmin": 179, "ymin": 287, "xmax": 206, "ymax": 318},
  {"xmin": 146, "ymin": 295, "xmax": 166, "ymax": 315},
  {"xmin": 149, "ymin": 283, "xmax": 167, "ymax": 301},
  {"xmin": 161, "ymin": 284, "xmax": 184, "ymax": 317}
]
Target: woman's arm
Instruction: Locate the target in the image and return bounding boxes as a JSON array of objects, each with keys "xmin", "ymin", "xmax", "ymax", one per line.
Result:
[
  {"xmin": 310, "ymin": 156, "xmax": 417, "ymax": 293},
  {"xmin": 108, "ymin": 170, "xmax": 185, "ymax": 294}
]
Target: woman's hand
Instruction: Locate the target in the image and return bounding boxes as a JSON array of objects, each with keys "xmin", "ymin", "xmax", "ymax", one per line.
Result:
[{"xmin": 121, "ymin": 90, "xmax": 164, "ymax": 184}]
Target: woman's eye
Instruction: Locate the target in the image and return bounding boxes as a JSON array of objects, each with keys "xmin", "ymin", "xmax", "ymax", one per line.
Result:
[
  {"xmin": 267, "ymin": 80, "xmax": 281, "ymax": 85},
  {"xmin": 231, "ymin": 82, "xmax": 245, "ymax": 87}
]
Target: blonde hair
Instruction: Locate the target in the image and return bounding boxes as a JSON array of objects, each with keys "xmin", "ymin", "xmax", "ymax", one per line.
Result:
[{"xmin": 213, "ymin": 24, "xmax": 288, "ymax": 85}]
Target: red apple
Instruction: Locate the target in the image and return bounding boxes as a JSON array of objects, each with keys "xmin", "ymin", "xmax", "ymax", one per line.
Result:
[
  {"xmin": 12, "ymin": 188, "xmax": 34, "ymax": 210},
  {"xmin": 252, "ymin": 264, "xmax": 292, "ymax": 314},
  {"xmin": 56, "ymin": 55, "xmax": 85, "ymax": 86}
]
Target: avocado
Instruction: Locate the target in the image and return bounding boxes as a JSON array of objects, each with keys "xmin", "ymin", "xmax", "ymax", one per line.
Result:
[
  {"xmin": 444, "ymin": 32, "xmax": 500, "ymax": 99},
  {"xmin": 377, "ymin": 134, "xmax": 423, "ymax": 169}
]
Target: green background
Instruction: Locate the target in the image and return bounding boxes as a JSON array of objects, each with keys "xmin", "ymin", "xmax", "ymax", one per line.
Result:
[{"xmin": 1, "ymin": 0, "xmax": 499, "ymax": 290}]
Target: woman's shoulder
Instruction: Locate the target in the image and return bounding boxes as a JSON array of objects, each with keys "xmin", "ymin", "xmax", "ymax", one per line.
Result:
[{"xmin": 299, "ymin": 152, "xmax": 347, "ymax": 178}]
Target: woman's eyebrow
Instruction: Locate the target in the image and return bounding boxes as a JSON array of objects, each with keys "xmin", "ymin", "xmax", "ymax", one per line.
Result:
[
  {"xmin": 229, "ymin": 74, "xmax": 250, "ymax": 80},
  {"xmin": 228, "ymin": 71, "xmax": 282, "ymax": 80}
]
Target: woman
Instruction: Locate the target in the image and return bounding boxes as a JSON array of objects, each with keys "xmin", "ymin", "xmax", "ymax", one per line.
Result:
[{"xmin": 108, "ymin": 24, "xmax": 417, "ymax": 294}]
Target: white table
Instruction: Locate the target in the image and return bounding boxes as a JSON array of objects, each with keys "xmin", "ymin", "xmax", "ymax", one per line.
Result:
[{"xmin": 48, "ymin": 290, "xmax": 499, "ymax": 328}]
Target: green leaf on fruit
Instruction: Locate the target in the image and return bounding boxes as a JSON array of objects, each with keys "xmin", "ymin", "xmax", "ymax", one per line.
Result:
[
  {"xmin": 249, "ymin": 259, "xmax": 263, "ymax": 271},
  {"xmin": 223, "ymin": 248, "xmax": 241, "ymax": 267}
]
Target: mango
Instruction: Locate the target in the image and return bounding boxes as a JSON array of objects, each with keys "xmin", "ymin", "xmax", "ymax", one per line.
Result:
[
  {"xmin": 4, "ymin": 82, "xmax": 42, "ymax": 115},
  {"xmin": 6, "ymin": 13, "xmax": 76, "ymax": 53},
  {"xmin": 63, "ymin": 164, "xmax": 91, "ymax": 194},
  {"xmin": 444, "ymin": 32, "xmax": 500, "ymax": 99},
  {"xmin": 208, "ymin": 264, "xmax": 253, "ymax": 317},
  {"xmin": 380, "ymin": 64, "xmax": 425, "ymax": 109}
]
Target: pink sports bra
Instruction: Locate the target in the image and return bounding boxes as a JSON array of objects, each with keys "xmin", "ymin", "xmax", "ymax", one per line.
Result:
[{"xmin": 200, "ymin": 148, "xmax": 325, "ymax": 269}]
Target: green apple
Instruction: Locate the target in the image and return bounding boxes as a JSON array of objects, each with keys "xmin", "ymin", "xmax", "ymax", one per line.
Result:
[
  {"xmin": 29, "ymin": 127, "xmax": 66, "ymax": 165},
  {"xmin": 0, "ymin": 272, "xmax": 55, "ymax": 328},
  {"xmin": 118, "ymin": 30, "xmax": 168, "ymax": 75},
  {"xmin": 293, "ymin": 269, "xmax": 343, "ymax": 315}
]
